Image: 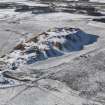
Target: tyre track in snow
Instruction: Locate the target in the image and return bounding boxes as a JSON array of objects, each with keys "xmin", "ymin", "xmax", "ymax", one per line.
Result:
[
  {"xmin": 1, "ymin": 44, "xmax": 105, "ymax": 89},
  {"xmin": 2, "ymin": 43, "xmax": 105, "ymax": 105}
]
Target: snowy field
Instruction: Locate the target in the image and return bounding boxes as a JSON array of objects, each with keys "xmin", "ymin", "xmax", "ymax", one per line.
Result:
[
  {"xmin": 0, "ymin": 0, "xmax": 105, "ymax": 105},
  {"xmin": 90, "ymin": 0, "xmax": 105, "ymax": 3}
]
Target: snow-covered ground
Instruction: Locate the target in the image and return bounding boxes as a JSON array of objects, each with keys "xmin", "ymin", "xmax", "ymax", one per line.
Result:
[
  {"xmin": 90, "ymin": 0, "xmax": 105, "ymax": 3},
  {"xmin": 0, "ymin": 0, "xmax": 105, "ymax": 105}
]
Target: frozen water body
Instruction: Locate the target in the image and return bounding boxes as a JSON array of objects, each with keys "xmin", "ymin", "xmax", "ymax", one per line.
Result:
[{"xmin": 1, "ymin": 27, "xmax": 98, "ymax": 71}]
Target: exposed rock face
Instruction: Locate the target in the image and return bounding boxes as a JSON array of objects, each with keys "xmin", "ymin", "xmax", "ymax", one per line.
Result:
[
  {"xmin": 0, "ymin": 2, "xmax": 53, "ymax": 13},
  {"xmin": 93, "ymin": 18, "xmax": 105, "ymax": 23},
  {"xmin": 0, "ymin": 2, "xmax": 15, "ymax": 9},
  {"xmin": 1, "ymin": 27, "xmax": 98, "ymax": 70},
  {"xmin": 0, "ymin": 0, "xmax": 104, "ymax": 16}
]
